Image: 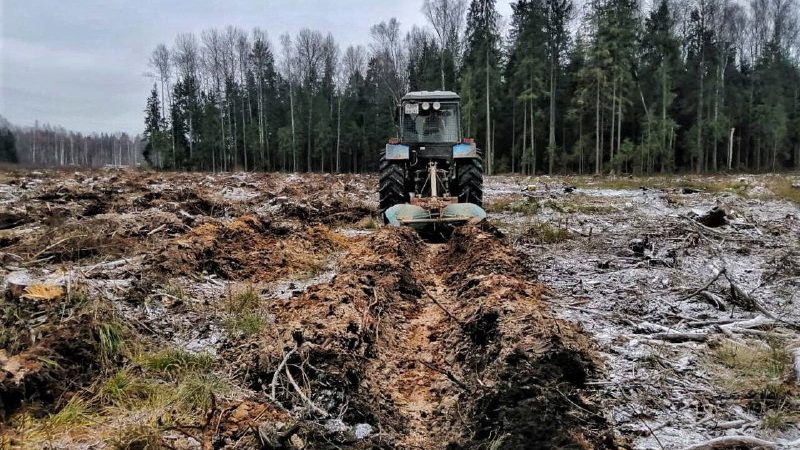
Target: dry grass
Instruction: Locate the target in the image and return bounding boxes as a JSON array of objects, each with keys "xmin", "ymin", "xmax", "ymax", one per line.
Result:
[
  {"xmin": 711, "ymin": 338, "xmax": 796, "ymax": 404},
  {"xmin": 766, "ymin": 176, "xmax": 800, "ymax": 204},
  {"xmin": 544, "ymin": 197, "xmax": 616, "ymax": 215},
  {"xmin": 355, "ymin": 215, "xmax": 382, "ymax": 229},
  {"xmin": 485, "ymin": 196, "xmax": 541, "ymax": 215},
  {"xmin": 568, "ymin": 175, "xmax": 751, "ymax": 195},
  {"xmin": 14, "ymin": 345, "xmax": 230, "ymax": 449},
  {"xmin": 524, "ymin": 222, "xmax": 572, "ymax": 244},
  {"xmin": 222, "ymin": 286, "xmax": 267, "ymax": 337}
]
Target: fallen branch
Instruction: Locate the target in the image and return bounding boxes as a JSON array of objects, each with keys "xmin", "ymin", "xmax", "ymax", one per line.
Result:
[
  {"xmin": 680, "ymin": 435, "xmax": 777, "ymax": 450},
  {"xmin": 793, "ymin": 348, "xmax": 800, "ymax": 385},
  {"xmin": 422, "ymin": 285, "xmax": 463, "ymax": 326},
  {"xmin": 698, "ymin": 290, "xmax": 727, "ymax": 311},
  {"xmin": 724, "ymin": 272, "xmax": 800, "ymax": 332},
  {"xmin": 678, "ymin": 269, "xmax": 726, "ymax": 303},
  {"xmin": 270, "ymin": 347, "xmax": 296, "ymax": 401},
  {"xmin": 417, "ymin": 359, "xmax": 472, "ymax": 392},
  {"xmin": 284, "ymin": 364, "xmax": 328, "ymax": 418},
  {"xmin": 649, "ymin": 333, "xmax": 708, "ymax": 343}
]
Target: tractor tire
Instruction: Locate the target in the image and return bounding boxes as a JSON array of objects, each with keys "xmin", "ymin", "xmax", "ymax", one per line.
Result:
[
  {"xmin": 455, "ymin": 157, "xmax": 483, "ymax": 207},
  {"xmin": 379, "ymin": 157, "xmax": 408, "ymax": 216}
]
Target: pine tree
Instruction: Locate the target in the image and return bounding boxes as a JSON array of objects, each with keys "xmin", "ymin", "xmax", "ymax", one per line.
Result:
[
  {"xmin": 0, "ymin": 128, "xmax": 18, "ymax": 163},
  {"xmin": 463, "ymin": 0, "xmax": 502, "ymax": 174}
]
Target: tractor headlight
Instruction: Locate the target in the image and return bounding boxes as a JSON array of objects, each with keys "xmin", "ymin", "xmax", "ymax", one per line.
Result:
[
  {"xmin": 422, "ymin": 102, "xmax": 430, "ymax": 111},
  {"xmin": 433, "ymin": 102, "xmax": 441, "ymax": 110}
]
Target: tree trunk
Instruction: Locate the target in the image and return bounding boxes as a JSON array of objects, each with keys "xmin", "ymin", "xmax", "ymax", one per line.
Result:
[
  {"xmin": 242, "ymin": 98, "xmax": 248, "ymax": 171},
  {"xmin": 336, "ymin": 94, "xmax": 341, "ymax": 173},
  {"xmin": 307, "ymin": 92, "xmax": 313, "ymax": 172},
  {"xmin": 610, "ymin": 79, "xmax": 616, "ymax": 165},
  {"xmin": 530, "ymin": 98, "xmax": 535, "ymax": 175},
  {"xmin": 548, "ymin": 60, "xmax": 556, "ymax": 174},
  {"xmin": 289, "ymin": 84, "xmax": 297, "ymax": 172},
  {"xmin": 595, "ymin": 79, "xmax": 601, "ymax": 175},
  {"xmin": 661, "ymin": 62, "xmax": 667, "ymax": 172},
  {"xmin": 696, "ymin": 61, "xmax": 705, "ymax": 173},
  {"xmin": 511, "ymin": 99, "xmax": 516, "ymax": 174},
  {"xmin": 485, "ymin": 49, "xmax": 492, "ymax": 175},
  {"xmin": 522, "ymin": 99, "xmax": 528, "ymax": 175}
]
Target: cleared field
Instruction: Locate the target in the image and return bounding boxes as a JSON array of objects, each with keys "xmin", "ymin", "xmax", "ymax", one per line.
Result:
[{"xmin": 1, "ymin": 169, "xmax": 798, "ymax": 449}]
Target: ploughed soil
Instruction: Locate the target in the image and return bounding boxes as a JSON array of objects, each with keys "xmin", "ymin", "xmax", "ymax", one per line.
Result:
[{"xmin": 0, "ymin": 169, "xmax": 625, "ymax": 449}]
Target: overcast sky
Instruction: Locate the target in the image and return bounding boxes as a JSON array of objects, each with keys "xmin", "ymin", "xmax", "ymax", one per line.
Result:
[{"xmin": 1, "ymin": 0, "xmax": 513, "ymax": 135}]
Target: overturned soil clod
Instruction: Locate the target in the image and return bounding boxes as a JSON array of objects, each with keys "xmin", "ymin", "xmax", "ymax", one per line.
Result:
[
  {"xmin": 1, "ymin": 170, "xmax": 630, "ymax": 449},
  {"xmin": 244, "ymin": 225, "xmax": 623, "ymax": 449}
]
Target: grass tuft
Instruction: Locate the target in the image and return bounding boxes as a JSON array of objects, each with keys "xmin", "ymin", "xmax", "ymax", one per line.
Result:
[
  {"xmin": 98, "ymin": 321, "xmax": 127, "ymax": 367},
  {"xmin": 711, "ymin": 338, "xmax": 794, "ymax": 401},
  {"xmin": 45, "ymin": 397, "xmax": 92, "ymax": 430},
  {"xmin": 761, "ymin": 407, "xmax": 799, "ymax": 431},
  {"xmin": 767, "ymin": 177, "xmax": 800, "ymax": 204},
  {"xmin": 175, "ymin": 373, "xmax": 230, "ymax": 412},
  {"xmin": 223, "ymin": 287, "xmax": 266, "ymax": 337},
  {"xmin": 485, "ymin": 196, "xmax": 541, "ymax": 215},
  {"xmin": 355, "ymin": 215, "xmax": 381, "ymax": 229},
  {"xmin": 525, "ymin": 222, "xmax": 572, "ymax": 244},
  {"xmin": 107, "ymin": 424, "xmax": 163, "ymax": 450},
  {"xmin": 137, "ymin": 349, "xmax": 213, "ymax": 375}
]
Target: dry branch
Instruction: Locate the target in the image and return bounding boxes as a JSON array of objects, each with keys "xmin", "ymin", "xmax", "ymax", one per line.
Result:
[
  {"xmin": 678, "ymin": 269, "xmax": 726, "ymax": 303},
  {"xmin": 284, "ymin": 364, "xmax": 328, "ymax": 418},
  {"xmin": 680, "ymin": 435, "xmax": 777, "ymax": 450}
]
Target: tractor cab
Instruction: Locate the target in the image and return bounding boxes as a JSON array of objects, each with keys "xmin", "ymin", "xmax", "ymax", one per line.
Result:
[{"xmin": 380, "ymin": 91, "xmax": 485, "ymax": 229}]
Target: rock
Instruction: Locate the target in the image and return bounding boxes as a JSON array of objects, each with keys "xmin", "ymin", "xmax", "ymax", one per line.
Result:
[
  {"xmin": 564, "ymin": 185, "xmax": 576, "ymax": 193},
  {"xmin": 681, "ymin": 187, "xmax": 700, "ymax": 194}
]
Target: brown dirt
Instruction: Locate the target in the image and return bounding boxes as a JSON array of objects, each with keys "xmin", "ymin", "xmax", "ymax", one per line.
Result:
[
  {"xmin": 250, "ymin": 225, "xmax": 622, "ymax": 449},
  {"xmin": 0, "ymin": 169, "xmax": 625, "ymax": 449}
]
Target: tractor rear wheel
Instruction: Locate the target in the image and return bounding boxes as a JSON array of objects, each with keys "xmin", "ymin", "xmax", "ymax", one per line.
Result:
[
  {"xmin": 455, "ymin": 157, "xmax": 483, "ymax": 207},
  {"xmin": 379, "ymin": 157, "xmax": 408, "ymax": 217}
]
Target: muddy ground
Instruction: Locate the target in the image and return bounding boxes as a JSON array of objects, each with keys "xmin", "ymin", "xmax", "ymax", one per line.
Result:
[{"xmin": 0, "ymin": 168, "xmax": 798, "ymax": 449}]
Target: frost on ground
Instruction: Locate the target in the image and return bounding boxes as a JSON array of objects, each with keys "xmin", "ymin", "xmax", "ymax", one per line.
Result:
[
  {"xmin": 485, "ymin": 173, "xmax": 800, "ymax": 449},
  {"xmin": 0, "ymin": 168, "xmax": 798, "ymax": 449}
]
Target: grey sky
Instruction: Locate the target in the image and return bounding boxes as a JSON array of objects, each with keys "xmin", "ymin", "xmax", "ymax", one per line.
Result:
[{"xmin": 1, "ymin": 0, "xmax": 513, "ymax": 135}]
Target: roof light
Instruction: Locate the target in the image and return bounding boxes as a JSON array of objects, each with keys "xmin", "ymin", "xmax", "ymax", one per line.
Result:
[
  {"xmin": 422, "ymin": 102, "xmax": 430, "ymax": 111},
  {"xmin": 433, "ymin": 102, "xmax": 441, "ymax": 110}
]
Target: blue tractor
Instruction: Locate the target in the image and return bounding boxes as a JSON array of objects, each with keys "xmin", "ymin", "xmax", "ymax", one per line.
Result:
[{"xmin": 380, "ymin": 91, "xmax": 486, "ymax": 228}]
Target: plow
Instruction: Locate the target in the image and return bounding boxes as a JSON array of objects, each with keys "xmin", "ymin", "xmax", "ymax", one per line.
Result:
[{"xmin": 379, "ymin": 91, "xmax": 486, "ymax": 232}]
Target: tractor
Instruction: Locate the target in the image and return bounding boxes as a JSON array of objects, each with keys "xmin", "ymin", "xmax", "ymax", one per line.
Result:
[{"xmin": 379, "ymin": 91, "xmax": 486, "ymax": 229}]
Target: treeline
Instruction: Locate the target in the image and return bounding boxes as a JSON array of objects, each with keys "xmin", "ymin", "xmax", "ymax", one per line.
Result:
[
  {"xmin": 10, "ymin": 121, "xmax": 143, "ymax": 168},
  {"xmin": 145, "ymin": 0, "xmax": 800, "ymax": 175}
]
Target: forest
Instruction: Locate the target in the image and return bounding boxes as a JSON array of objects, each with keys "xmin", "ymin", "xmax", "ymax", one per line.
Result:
[
  {"xmin": 1, "ymin": 115, "xmax": 143, "ymax": 168},
  {"xmin": 140, "ymin": 0, "xmax": 800, "ymax": 175}
]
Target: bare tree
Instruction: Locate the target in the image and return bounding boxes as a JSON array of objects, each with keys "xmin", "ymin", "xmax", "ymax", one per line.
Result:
[
  {"xmin": 173, "ymin": 32, "xmax": 200, "ymax": 160},
  {"xmin": 251, "ymin": 28, "xmax": 272, "ymax": 169},
  {"xmin": 235, "ymin": 29, "xmax": 251, "ymax": 170},
  {"xmin": 280, "ymin": 33, "xmax": 298, "ymax": 171},
  {"xmin": 202, "ymin": 28, "xmax": 227, "ymax": 171},
  {"xmin": 370, "ymin": 18, "xmax": 407, "ymax": 104},
  {"xmin": 150, "ymin": 44, "xmax": 172, "ymax": 119},
  {"xmin": 295, "ymin": 28, "xmax": 325, "ymax": 172},
  {"xmin": 422, "ymin": 0, "xmax": 467, "ymax": 89},
  {"xmin": 342, "ymin": 45, "xmax": 367, "ymax": 81},
  {"xmin": 149, "ymin": 44, "xmax": 174, "ymax": 167}
]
